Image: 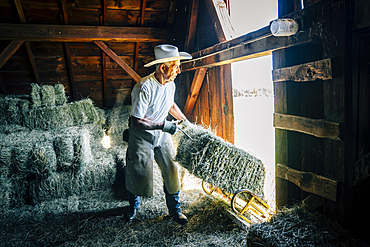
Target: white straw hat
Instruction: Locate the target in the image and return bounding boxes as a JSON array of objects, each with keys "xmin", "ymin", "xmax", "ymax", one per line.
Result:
[{"xmin": 144, "ymin": 44, "xmax": 192, "ymax": 67}]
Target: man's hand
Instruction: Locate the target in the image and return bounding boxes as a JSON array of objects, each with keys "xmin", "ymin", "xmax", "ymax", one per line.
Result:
[
  {"xmin": 181, "ymin": 119, "xmax": 193, "ymax": 128},
  {"xmin": 163, "ymin": 120, "xmax": 179, "ymax": 135}
]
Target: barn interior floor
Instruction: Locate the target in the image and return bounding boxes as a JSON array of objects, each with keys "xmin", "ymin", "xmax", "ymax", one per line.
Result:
[{"xmin": 0, "ymin": 166, "xmax": 247, "ymax": 247}]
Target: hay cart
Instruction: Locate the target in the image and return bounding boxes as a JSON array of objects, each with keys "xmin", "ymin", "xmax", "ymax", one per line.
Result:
[
  {"xmin": 201, "ymin": 180, "xmax": 275, "ymax": 229},
  {"xmin": 175, "ymin": 124, "xmax": 275, "ymax": 229}
]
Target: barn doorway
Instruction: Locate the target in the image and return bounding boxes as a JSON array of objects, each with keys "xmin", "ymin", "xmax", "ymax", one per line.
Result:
[
  {"xmin": 232, "ymin": 56, "xmax": 275, "ymax": 210},
  {"xmin": 229, "ymin": 0, "xmax": 277, "ymax": 210}
]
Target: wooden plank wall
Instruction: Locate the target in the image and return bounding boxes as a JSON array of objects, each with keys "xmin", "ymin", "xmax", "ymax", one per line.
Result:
[
  {"xmin": 349, "ymin": 0, "xmax": 370, "ymax": 240},
  {"xmin": 178, "ymin": 0, "xmax": 235, "ymax": 143},
  {"xmin": 274, "ymin": 0, "xmax": 347, "ymax": 224}
]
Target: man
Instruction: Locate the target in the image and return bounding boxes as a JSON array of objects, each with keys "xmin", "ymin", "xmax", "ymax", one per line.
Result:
[{"xmin": 124, "ymin": 44, "xmax": 192, "ymax": 224}]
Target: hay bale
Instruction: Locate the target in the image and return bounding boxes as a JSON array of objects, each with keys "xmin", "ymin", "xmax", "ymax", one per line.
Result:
[
  {"xmin": 8, "ymin": 175, "xmax": 28, "ymax": 206},
  {"xmin": 0, "ymin": 97, "xmax": 30, "ymax": 125},
  {"xmin": 25, "ymin": 99, "xmax": 104, "ymax": 130},
  {"xmin": 175, "ymin": 124, "xmax": 265, "ymax": 198},
  {"xmin": 54, "ymin": 84, "xmax": 67, "ymax": 105},
  {"xmin": 106, "ymin": 105, "xmax": 131, "ymax": 145},
  {"xmin": 29, "ymin": 142, "xmax": 57, "ymax": 178},
  {"xmin": 31, "ymin": 83, "xmax": 42, "ymax": 108},
  {"xmin": 0, "ymin": 124, "xmax": 30, "ymax": 134},
  {"xmin": 41, "ymin": 85, "xmax": 56, "ymax": 107},
  {"xmin": 54, "ymin": 136, "xmax": 75, "ymax": 171},
  {"xmin": 0, "ymin": 171, "xmax": 11, "ymax": 210},
  {"xmin": 73, "ymin": 128, "xmax": 93, "ymax": 168},
  {"xmin": 0, "ymin": 148, "xmax": 11, "ymax": 210},
  {"xmin": 29, "ymin": 171, "xmax": 74, "ymax": 204},
  {"xmin": 11, "ymin": 145, "xmax": 32, "ymax": 175}
]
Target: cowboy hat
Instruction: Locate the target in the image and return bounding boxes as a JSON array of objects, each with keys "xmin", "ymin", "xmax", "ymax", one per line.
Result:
[{"xmin": 144, "ymin": 44, "xmax": 192, "ymax": 67}]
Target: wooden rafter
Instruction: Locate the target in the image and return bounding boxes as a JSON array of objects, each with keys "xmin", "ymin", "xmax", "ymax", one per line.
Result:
[
  {"xmin": 204, "ymin": 0, "xmax": 234, "ymax": 42},
  {"xmin": 13, "ymin": 0, "xmax": 26, "ymax": 23},
  {"xmin": 166, "ymin": 0, "xmax": 177, "ymax": 26},
  {"xmin": 14, "ymin": 0, "xmax": 41, "ymax": 84},
  {"xmin": 0, "ymin": 40, "xmax": 24, "ymax": 94},
  {"xmin": 184, "ymin": 0, "xmax": 199, "ymax": 51},
  {"xmin": 59, "ymin": 0, "xmax": 77, "ymax": 101},
  {"xmin": 94, "ymin": 41, "xmax": 141, "ymax": 83},
  {"xmin": 134, "ymin": 0, "xmax": 146, "ymax": 71},
  {"xmin": 100, "ymin": 0, "xmax": 108, "ymax": 108},
  {"xmin": 0, "ymin": 76, "xmax": 7, "ymax": 94},
  {"xmin": 183, "ymin": 67, "xmax": 208, "ymax": 117},
  {"xmin": 25, "ymin": 42, "xmax": 41, "ymax": 84},
  {"xmin": 0, "ymin": 40, "xmax": 24, "ymax": 69},
  {"xmin": 0, "ymin": 24, "xmax": 173, "ymax": 42}
]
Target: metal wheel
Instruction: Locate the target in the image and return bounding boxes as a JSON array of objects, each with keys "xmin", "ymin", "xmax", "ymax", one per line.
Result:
[{"xmin": 231, "ymin": 189, "xmax": 273, "ymax": 224}]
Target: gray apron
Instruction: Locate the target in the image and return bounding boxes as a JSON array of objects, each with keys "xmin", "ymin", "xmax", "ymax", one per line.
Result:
[{"xmin": 125, "ymin": 121, "xmax": 180, "ymax": 197}]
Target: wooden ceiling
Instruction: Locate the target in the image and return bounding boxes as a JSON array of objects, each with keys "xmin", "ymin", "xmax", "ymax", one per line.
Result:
[{"xmin": 0, "ymin": 0, "xmax": 183, "ymax": 108}]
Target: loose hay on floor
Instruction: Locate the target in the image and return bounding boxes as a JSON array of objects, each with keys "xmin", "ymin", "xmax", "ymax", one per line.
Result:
[
  {"xmin": 175, "ymin": 124, "xmax": 265, "ymax": 198},
  {"xmin": 247, "ymin": 203, "xmax": 367, "ymax": 247},
  {"xmin": 0, "ymin": 172, "xmax": 248, "ymax": 247}
]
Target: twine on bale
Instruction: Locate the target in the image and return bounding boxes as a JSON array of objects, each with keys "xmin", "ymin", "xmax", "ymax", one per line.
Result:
[{"xmin": 175, "ymin": 124, "xmax": 265, "ymax": 198}]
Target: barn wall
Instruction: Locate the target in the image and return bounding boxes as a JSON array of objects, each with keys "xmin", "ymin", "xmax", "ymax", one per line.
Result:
[
  {"xmin": 176, "ymin": 0, "xmax": 235, "ymax": 143},
  {"xmin": 274, "ymin": 0, "xmax": 370, "ymax": 240},
  {"xmin": 348, "ymin": 0, "xmax": 370, "ymax": 239},
  {"xmin": 0, "ymin": 0, "xmax": 182, "ymax": 109}
]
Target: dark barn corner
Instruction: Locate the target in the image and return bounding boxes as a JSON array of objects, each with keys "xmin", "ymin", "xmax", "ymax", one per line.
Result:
[{"xmin": 0, "ymin": 0, "xmax": 370, "ymax": 246}]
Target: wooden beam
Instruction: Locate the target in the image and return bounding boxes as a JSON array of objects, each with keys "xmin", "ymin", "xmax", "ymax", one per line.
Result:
[
  {"xmin": 353, "ymin": 152, "xmax": 370, "ymax": 186},
  {"xmin": 63, "ymin": 42, "xmax": 77, "ymax": 100},
  {"xmin": 94, "ymin": 41, "xmax": 141, "ymax": 82},
  {"xmin": 276, "ymin": 163, "xmax": 337, "ymax": 202},
  {"xmin": 100, "ymin": 0, "xmax": 107, "ymax": 108},
  {"xmin": 59, "ymin": 0, "xmax": 77, "ymax": 101},
  {"xmin": 274, "ymin": 113, "xmax": 341, "ymax": 140},
  {"xmin": 101, "ymin": 0, "xmax": 107, "ymax": 25},
  {"xmin": 13, "ymin": 0, "xmax": 41, "ymax": 84},
  {"xmin": 133, "ymin": 0, "xmax": 146, "ymax": 71},
  {"xmin": 204, "ymin": 0, "xmax": 226, "ymax": 42},
  {"xmin": 0, "ymin": 76, "xmax": 7, "ymax": 94},
  {"xmin": 273, "ymin": 58, "xmax": 332, "ymax": 82},
  {"xmin": 166, "ymin": 0, "xmax": 177, "ymax": 26},
  {"xmin": 25, "ymin": 42, "xmax": 41, "ymax": 84},
  {"xmin": 182, "ymin": 27, "xmax": 322, "ymax": 71},
  {"xmin": 183, "ymin": 68, "xmax": 208, "ymax": 117},
  {"xmin": 0, "ymin": 40, "xmax": 24, "ymax": 69},
  {"xmin": 0, "ymin": 24, "xmax": 173, "ymax": 42},
  {"xmin": 182, "ymin": 5, "xmax": 324, "ymax": 71},
  {"xmin": 205, "ymin": 0, "xmax": 234, "ymax": 41},
  {"xmin": 14, "ymin": 0, "xmax": 26, "ymax": 23},
  {"xmin": 59, "ymin": 0, "xmax": 68, "ymax": 24},
  {"xmin": 184, "ymin": 0, "xmax": 199, "ymax": 51}
]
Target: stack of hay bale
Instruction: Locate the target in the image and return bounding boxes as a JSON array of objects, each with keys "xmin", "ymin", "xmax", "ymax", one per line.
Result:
[{"xmin": 0, "ymin": 84, "xmax": 121, "ymax": 209}]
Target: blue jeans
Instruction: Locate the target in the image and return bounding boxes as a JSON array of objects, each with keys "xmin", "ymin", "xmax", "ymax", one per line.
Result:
[{"xmin": 127, "ymin": 185, "xmax": 181, "ymax": 216}]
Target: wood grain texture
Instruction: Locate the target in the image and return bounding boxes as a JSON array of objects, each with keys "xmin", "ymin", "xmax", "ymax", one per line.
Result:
[
  {"xmin": 273, "ymin": 58, "xmax": 332, "ymax": 82},
  {"xmin": 274, "ymin": 113, "xmax": 340, "ymax": 140},
  {"xmin": 277, "ymin": 163, "xmax": 337, "ymax": 201},
  {"xmin": 0, "ymin": 24, "xmax": 173, "ymax": 42}
]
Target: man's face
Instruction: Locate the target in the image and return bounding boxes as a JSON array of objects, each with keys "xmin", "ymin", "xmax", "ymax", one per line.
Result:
[{"xmin": 162, "ymin": 60, "xmax": 181, "ymax": 83}]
